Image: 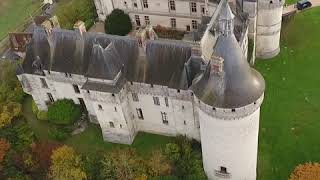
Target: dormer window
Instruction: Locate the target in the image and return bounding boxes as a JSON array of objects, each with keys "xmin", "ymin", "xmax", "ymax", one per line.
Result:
[{"xmin": 211, "ymin": 56, "xmax": 224, "ymax": 74}]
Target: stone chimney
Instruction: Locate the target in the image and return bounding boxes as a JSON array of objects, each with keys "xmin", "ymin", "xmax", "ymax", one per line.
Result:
[{"xmin": 74, "ymin": 21, "xmax": 87, "ymax": 35}]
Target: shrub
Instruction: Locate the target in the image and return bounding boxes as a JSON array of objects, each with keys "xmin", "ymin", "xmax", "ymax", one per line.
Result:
[
  {"xmin": 105, "ymin": 9, "xmax": 132, "ymax": 36},
  {"xmin": 49, "ymin": 126, "xmax": 72, "ymax": 141},
  {"xmin": 154, "ymin": 25, "xmax": 185, "ymax": 40},
  {"xmin": 47, "ymin": 99, "xmax": 81, "ymax": 125},
  {"xmin": 290, "ymin": 162, "xmax": 320, "ymax": 180}
]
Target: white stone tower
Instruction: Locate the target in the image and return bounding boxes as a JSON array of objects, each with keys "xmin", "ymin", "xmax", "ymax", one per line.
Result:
[
  {"xmin": 192, "ymin": 4, "xmax": 265, "ymax": 180},
  {"xmin": 256, "ymin": 0, "xmax": 284, "ymax": 59}
]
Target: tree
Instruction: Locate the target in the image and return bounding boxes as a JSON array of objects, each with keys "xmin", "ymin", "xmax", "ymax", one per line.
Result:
[
  {"xmin": 0, "ymin": 102, "xmax": 22, "ymax": 128},
  {"xmin": 49, "ymin": 145, "xmax": 86, "ymax": 180},
  {"xmin": 31, "ymin": 141, "xmax": 61, "ymax": 171},
  {"xmin": 290, "ymin": 162, "xmax": 320, "ymax": 180},
  {"xmin": 0, "ymin": 138, "xmax": 10, "ymax": 170},
  {"xmin": 105, "ymin": 9, "xmax": 132, "ymax": 36},
  {"xmin": 147, "ymin": 150, "xmax": 172, "ymax": 177},
  {"xmin": 47, "ymin": 99, "xmax": 81, "ymax": 125},
  {"xmin": 100, "ymin": 148, "xmax": 147, "ymax": 180}
]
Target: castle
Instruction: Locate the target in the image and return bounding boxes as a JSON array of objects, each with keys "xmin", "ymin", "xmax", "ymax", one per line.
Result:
[{"xmin": 17, "ymin": 0, "xmax": 284, "ymax": 179}]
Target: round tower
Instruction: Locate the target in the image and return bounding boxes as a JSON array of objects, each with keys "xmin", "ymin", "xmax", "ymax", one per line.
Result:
[
  {"xmin": 256, "ymin": 0, "xmax": 284, "ymax": 59},
  {"xmin": 192, "ymin": 4, "xmax": 265, "ymax": 180}
]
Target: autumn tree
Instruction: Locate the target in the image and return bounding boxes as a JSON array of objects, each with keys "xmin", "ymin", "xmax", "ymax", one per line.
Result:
[
  {"xmin": 0, "ymin": 102, "xmax": 22, "ymax": 128},
  {"xmin": 31, "ymin": 141, "xmax": 61, "ymax": 171},
  {"xmin": 100, "ymin": 148, "xmax": 147, "ymax": 180},
  {"xmin": 146, "ymin": 150, "xmax": 172, "ymax": 177},
  {"xmin": 290, "ymin": 162, "xmax": 320, "ymax": 180},
  {"xmin": 49, "ymin": 145, "xmax": 86, "ymax": 180},
  {"xmin": 0, "ymin": 138, "xmax": 10, "ymax": 170}
]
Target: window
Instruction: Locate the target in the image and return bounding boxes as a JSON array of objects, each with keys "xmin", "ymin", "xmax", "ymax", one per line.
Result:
[
  {"xmin": 186, "ymin": 25, "xmax": 191, "ymax": 31},
  {"xmin": 177, "ymin": 89, "xmax": 180, "ymax": 93},
  {"xmin": 144, "ymin": 16, "xmax": 150, "ymax": 25},
  {"xmin": 114, "ymin": 107, "xmax": 117, "ymax": 112},
  {"xmin": 182, "ymin": 105, "xmax": 184, "ymax": 110},
  {"xmin": 201, "ymin": 6, "xmax": 205, "ymax": 15},
  {"xmin": 232, "ymin": 109, "xmax": 235, "ymax": 112},
  {"xmin": 164, "ymin": 97, "xmax": 169, "ymax": 107},
  {"xmin": 170, "ymin": 18, "xmax": 176, "ymax": 29},
  {"xmin": 153, "ymin": 96, "xmax": 160, "ymax": 105},
  {"xmin": 87, "ymin": 90, "xmax": 90, "ymax": 94},
  {"xmin": 191, "ymin": 2, "xmax": 197, "ymax": 13},
  {"xmin": 98, "ymin": 104, "xmax": 103, "ymax": 110},
  {"xmin": 136, "ymin": 108, "xmax": 144, "ymax": 119},
  {"xmin": 135, "ymin": 15, "xmax": 141, "ymax": 26},
  {"xmin": 48, "ymin": 70, "xmax": 51, "ymax": 74},
  {"xmin": 184, "ymin": 120, "xmax": 186, "ymax": 125},
  {"xmin": 220, "ymin": 166, "xmax": 227, "ymax": 174},
  {"xmin": 133, "ymin": 0, "xmax": 138, "ymax": 8},
  {"xmin": 120, "ymin": 124, "xmax": 122, "ymax": 128},
  {"xmin": 161, "ymin": 112, "xmax": 168, "ymax": 125},
  {"xmin": 132, "ymin": 93, "xmax": 139, "ymax": 102},
  {"xmin": 112, "ymin": 93, "xmax": 115, "ymax": 97},
  {"xmin": 69, "ymin": 73, "xmax": 72, "ymax": 78},
  {"xmin": 73, "ymin": 84, "xmax": 80, "ymax": 94},
  {"xmin": 169, "ymin": 0, "xmax": 176, "ymax": 11},
  {"xmin": 143, "ymin": 0, "xmax": 148, "ymax": 8},
  {"xmin": 192, "ymin": 20, "xmax": 198, "ymax": 29},
  {"xmin": 109, "ymin": 122, "xmax": 115, "ymax": 128},
  {"xmin": 151, "ymin": 84, "xmax": 154, "ymax": 88},
  {"xmin": 47, "ymin": 93, "xmax": 54, "ymax": 102},
  {"xmin": 65, "ymin": 73, "xmax": 68, "ymax": 77},
  {"xmin": 40, "ymin": 78, "xmax": 48, "ymax": 88}
]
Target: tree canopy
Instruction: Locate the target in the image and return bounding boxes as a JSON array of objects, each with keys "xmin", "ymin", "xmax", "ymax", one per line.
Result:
[
  {"xmin": 290, "ymin": 162, "xmax": 320, "ymax": 180},
  {"xmin": 47, "ymin": 99, "xmax": 81, "ymax": 125},
  {"xmin": 105, "ymin": 9, "xmax": 132, "ymax": 36},
  {"xmin": 49, "ymin": 145, "xmax": 86, "ymax": 180}
]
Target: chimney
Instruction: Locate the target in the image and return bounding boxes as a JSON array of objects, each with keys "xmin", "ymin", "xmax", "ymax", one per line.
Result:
[{"xmin": 74, "ymin": 21, "xmax": 86, "ymax": 35}]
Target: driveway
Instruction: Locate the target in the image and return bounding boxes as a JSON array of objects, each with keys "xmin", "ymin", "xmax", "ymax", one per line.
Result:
[{"xmin": 283, "ymin": 0, "xmax": 320, "ymax": 15}]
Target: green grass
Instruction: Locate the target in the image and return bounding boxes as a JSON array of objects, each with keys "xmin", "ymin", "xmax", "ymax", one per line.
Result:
[
  {"xmin": 0, "ymin": 0, "xmax": 41, "ymax": 40},
  {"xmin": 22, "ymin": 96, "xmax": 174, "ymax": 156},
  {"xmin": 256, "ymin": 7, "xmax": 320, "ymax": 180},
  {"xmin": 286, "ymin": 0, "xmax": 298, "ymax": 5}
]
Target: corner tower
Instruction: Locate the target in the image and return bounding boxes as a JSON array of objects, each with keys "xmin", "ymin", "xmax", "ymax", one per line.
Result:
[
  {"xmin": 192, "ymin": 4, "xmax": 265, "ymax": 179},
  {"xmin": 256, "ymin": 0, "xmax": 284, "ymax": 59}
]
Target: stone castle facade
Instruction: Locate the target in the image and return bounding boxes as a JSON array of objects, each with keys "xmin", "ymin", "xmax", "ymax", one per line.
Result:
[
  {"xmin": 17, "ymin": 0, "xmax": 276, "ymax": 179},
  {"xmin": 94, "ymin": 0, "xmax": 284, "ymax": 59}
]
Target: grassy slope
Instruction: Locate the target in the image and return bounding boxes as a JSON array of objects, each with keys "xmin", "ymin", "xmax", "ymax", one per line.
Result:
[
  {"xmin": 0, "ymin": 0, "xmax": 41, "ymax": 40},
  {"xmin": 23, "ymin": 97, "xmax": 174, "ymax": 156},
  {"xmin": 256, "ymin": 7, "xmax": 320, "ymax": 180}
]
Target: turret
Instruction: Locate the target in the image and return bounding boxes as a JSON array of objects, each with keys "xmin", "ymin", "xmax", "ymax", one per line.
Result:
[
  {"xmin": 256, "ymin": 0, "xmax": 284, "ymax": 58},
  {"xmin": 192, "ymin": 3, "xmax": 265, "ymax": 179}
]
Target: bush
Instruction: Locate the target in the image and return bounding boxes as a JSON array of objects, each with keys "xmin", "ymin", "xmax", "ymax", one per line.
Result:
[
  {"xmin": 47, "ymin": 99, "xmax": 81, "ymax": 125},
  {"xmin": 290, "ymin": 162, "xmax": 320, "ymax": 180},
  {"xmin": 105, "ymin": 9, "xmax": 132, "ymax": 36},
  {"xmin": 154, "ymin": 25, "xmax": 185, "ymax": 40},
  {"xmin": 49, "ymin": 127, "xmax": 68, "ymax": 141}
]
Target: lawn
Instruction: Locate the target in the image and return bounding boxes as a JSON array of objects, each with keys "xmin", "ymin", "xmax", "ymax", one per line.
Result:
[
  {"xmin": 22, "ymin": 96, "xmax": 174, "ymax": 156},
  {"xmin": 0, "ymin": 0, "xmax": 42, "ymax": 40},
  {"xmin": 256, "ymin": 7, "xmax": 320, "ymax": 180}
]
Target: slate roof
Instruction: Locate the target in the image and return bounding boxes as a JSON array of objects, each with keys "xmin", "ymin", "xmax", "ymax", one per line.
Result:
[
  {"xmin": 191, "ymin": 4, "xmax": 265, "ymax": 108},
  {"xmin": 22, "ymin": 27, "xmax": 193, "ymax": 90}
]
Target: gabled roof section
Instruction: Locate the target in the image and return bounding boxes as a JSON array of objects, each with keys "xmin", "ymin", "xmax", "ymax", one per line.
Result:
[{"xmin": 86, "ymin": 42, "xmax": 123, "ymax": 80}]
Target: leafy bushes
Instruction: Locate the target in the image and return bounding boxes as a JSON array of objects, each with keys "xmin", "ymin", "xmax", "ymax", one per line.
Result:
[
  {"xmin": 55, "ymin": 0, "xmax": 97, "ymax": 30},
  {"xmin": 105, "ymin": 9, "xmax": 132, "ymax": 36},
  {"xmin": 47, "ymin": 99, "xmax": 81, "ymax": 125}
]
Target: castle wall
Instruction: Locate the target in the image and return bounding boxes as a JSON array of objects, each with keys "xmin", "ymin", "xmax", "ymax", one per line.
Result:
[
  {"xmin": 196, "ymin": 94, "xmax": 263, "ymax": 180},
  {"xmin": 95, "ymin": 0, "xmax": 217, "ymax": 31},
  {"xmin": 256, "ymin": 0, "xmax": 283, "ymax": 59}
]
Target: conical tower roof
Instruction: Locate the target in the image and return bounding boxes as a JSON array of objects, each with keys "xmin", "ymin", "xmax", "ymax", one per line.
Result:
[{"xmin": 191, "ymin": 4, "xmax": 265, "ymax": 108}]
